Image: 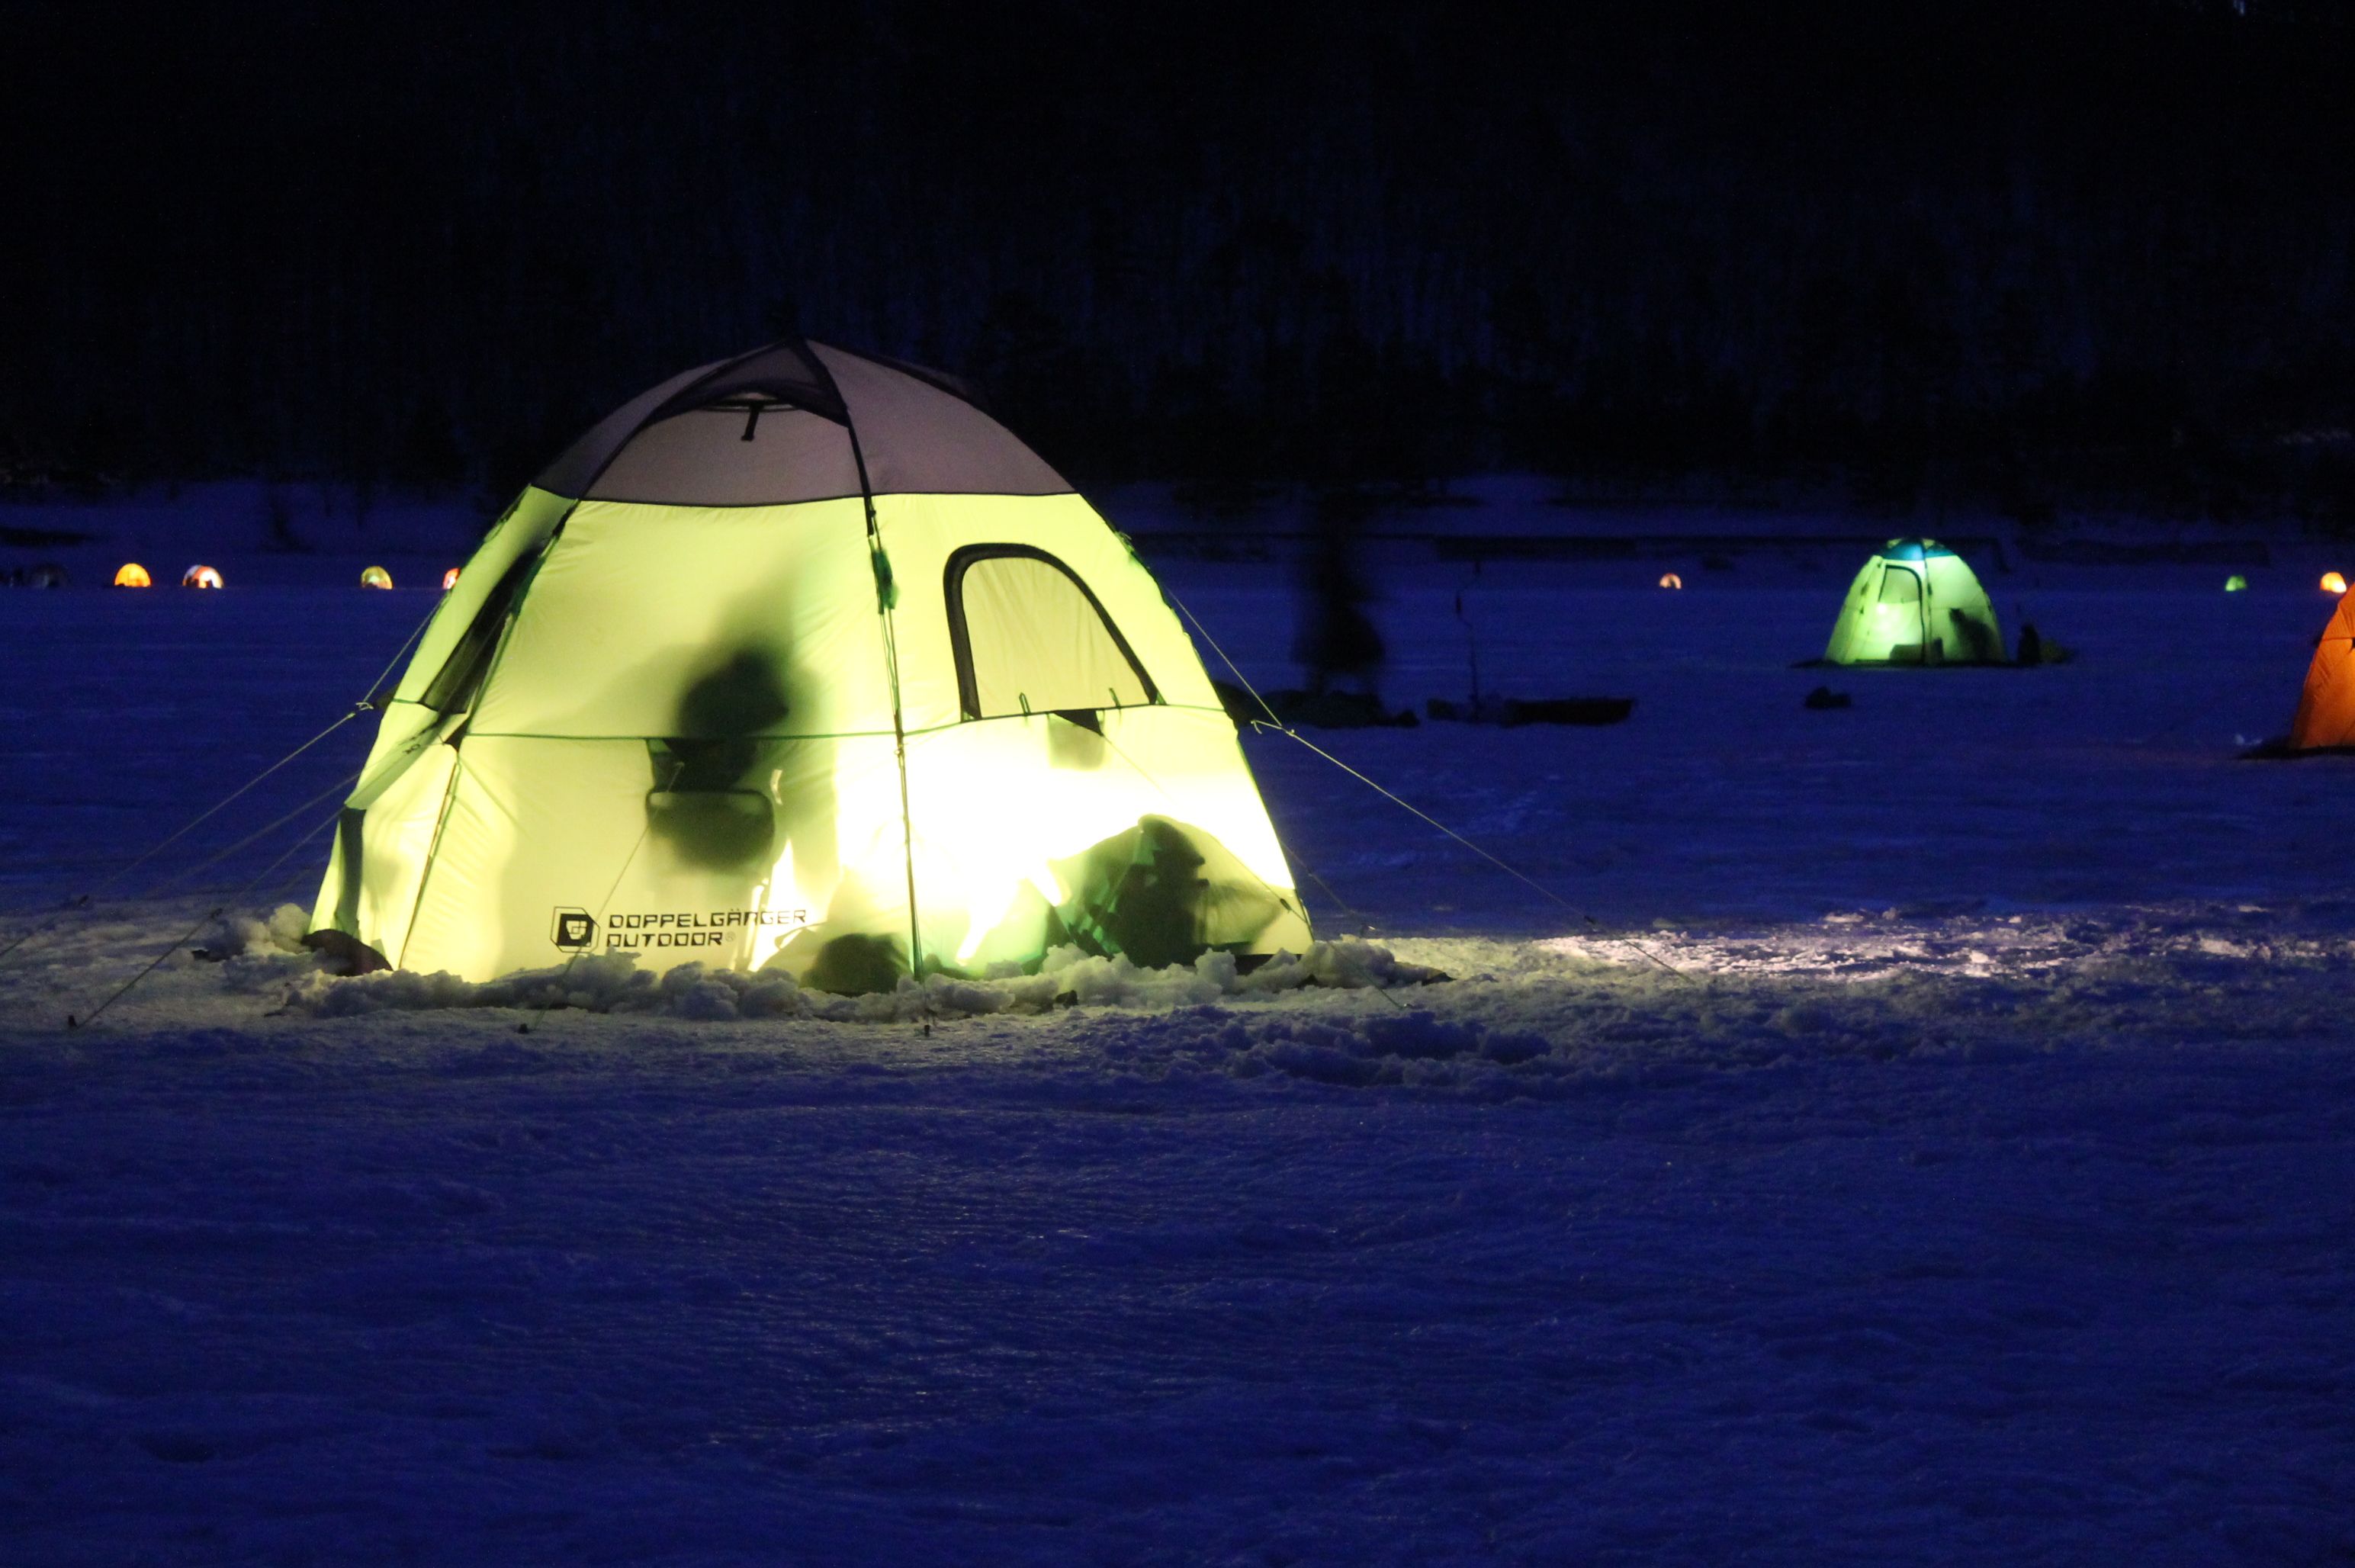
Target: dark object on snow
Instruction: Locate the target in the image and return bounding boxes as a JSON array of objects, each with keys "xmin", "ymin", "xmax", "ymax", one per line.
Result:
[
  {"xmin": 2013, "ymin": 621, "xmax": 2074, "ymax": 665},
  {"xmin": 1290, "ymin": 503, "xmax": 1386, "ymax": 698},
  {"xmin": 6, "ymin": 562, "xmax": 68, "ymax": 587},
  {"xmin": 303, "ymin": 928, "xmax": 390, "ymax": 975},
  {"xmin": 1211, "ymin": 677, "xmax": 1265, "ymax": 725},
  {"xmin": 1425, "ymin": 696, "xmax": 1634, "ymax": 727},
  {"xmin": 1804, "ymin": 686, "xmax": 1852, "ymax": 710},
  {"xmin": 1951, "ymin": 606, "xmax": 2003, "ymax": 662},
  {"xmin": 799, "ymin": 933, "xmax": 906, "ymax": 996},
  {"xmin": 2237, "ymin": 734, "xmax": 2355, "ymax": 760},
  {"xmin": 1255, "ymin": 687, "xmax": 1418, "ymax": 728},
  {"xmin": 1206, "ymin": 679, "xmax": 1418, "ymax": 731}
]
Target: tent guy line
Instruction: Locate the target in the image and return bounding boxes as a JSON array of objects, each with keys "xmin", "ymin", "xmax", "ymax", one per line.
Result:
[
  {"xmin": 1246, "ymin": 721, "xmax": 1685, "ymax": 984},
  {"xmin": 67, "ymin": 802, "xmax": 345, "ymax": 1030},
  {"xmin": 67, "ymin": 904, "xmax": 227, "ymax": 1031},
  {"xmin": 146, "ymin": 770, "xmax": 365, "ymax": 898},
  {"xmin": 2, "ymin": 586, "xmax": 444, "ymax": 974},
  {"xmin": 0, "ymin": 709, "xmax": 364, "ymax": 969},
  {"xmin": 358, "ymin": 593, "xmax": 448, "ymax": 708},
  {"xmin": 1161, "ymin": 586, "xmax": 1685, "ymax": 982}
]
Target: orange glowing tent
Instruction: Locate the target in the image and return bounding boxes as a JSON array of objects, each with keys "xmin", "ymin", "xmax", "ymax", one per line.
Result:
[
  {"xmin": 2289, "ymin": 594, "xmax": 2355, "ymax": 750},
  {"xmin": 182, "ymin": 564, "xmax": 223, "ymax": 588},
  {"xmin": 114, "ymin": 563, "xmax": 152, "ymax": 587}
]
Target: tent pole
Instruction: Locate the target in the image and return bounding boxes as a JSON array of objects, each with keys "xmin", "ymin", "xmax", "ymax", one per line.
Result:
[{"xmin": 821, "ymin": 361, "xmax": 926, "ymax": 984}]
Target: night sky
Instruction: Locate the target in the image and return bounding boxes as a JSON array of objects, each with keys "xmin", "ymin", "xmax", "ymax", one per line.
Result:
[{"xmin": 5, "ymin": 0, "xmax": 2351, "ymax": 517}]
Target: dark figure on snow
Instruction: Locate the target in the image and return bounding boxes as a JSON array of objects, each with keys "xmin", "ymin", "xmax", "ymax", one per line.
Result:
[
  {"xmin": 1291, "ymin": 509, "xmax": 1385, "ymax": 698},
  {"xmin": 1950, "ymin": 606, "xmax": 2001, "ymax": 664}
]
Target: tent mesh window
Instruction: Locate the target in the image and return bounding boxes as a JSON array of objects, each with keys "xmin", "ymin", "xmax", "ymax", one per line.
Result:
[
  {"xmin": 1878, "ymin": 566, "xmax": 1922, "ymax": 603},
  {"xmin": 945, "ymin": 545, "xmax": 1158, "ymax": 721}
]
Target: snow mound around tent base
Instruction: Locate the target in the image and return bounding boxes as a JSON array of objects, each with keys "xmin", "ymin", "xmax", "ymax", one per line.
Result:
[
  {"xmin": 200, "ymin": 901, "xmax": 314, "ymax": 961},
  {"xmin": 281, "ymin": 933, "xmax": 1447, "ymax": 1022}
]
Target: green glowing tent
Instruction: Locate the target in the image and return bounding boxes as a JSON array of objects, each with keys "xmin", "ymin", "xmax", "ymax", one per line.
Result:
[
  {"xmin": 1822, "ymin": 538, "xmax": 2004, "ymax": 665},
  {"xmin": 308, "ymin": 339, "xmax": 1310, "ymax": 988}
]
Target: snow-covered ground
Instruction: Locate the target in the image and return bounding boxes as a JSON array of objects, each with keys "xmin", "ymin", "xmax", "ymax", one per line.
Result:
[{"xmin": 4, "ymin": 498, "xmax": 2353, "ymax": 1563}]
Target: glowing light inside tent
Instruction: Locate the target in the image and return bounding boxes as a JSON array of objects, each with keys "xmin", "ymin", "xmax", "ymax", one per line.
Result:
[
  {"xmin": 1658, "ymin": 572, "xmax": 1683, "ymax": 590},
  {"xmin": 2324, "ymin": 572, "xmax": 2347, "ymax": 595},
  {"xmin": 361, "ymin": 566, "xmax": 395, "ymax": 590},
  {"xmin": 113, "ymin": 563, "xmax": 152, "ymax": 588},
  {"xmin": 182, "ymin": 564, "xmax": 223, "ymax": 589},
  {"xmin": 2224, "ymin": 574, "xmax": 2248, "ymax": 592},
  {"xmin": 442, "ymin": 567, "xmax": 461, "ymax": 591},
  {"xmin": 309, "ymin": 355, "xmax": 1313, "ymax": 986}
]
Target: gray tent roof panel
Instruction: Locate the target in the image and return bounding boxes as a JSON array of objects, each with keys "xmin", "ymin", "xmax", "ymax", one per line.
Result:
[
  {"xmin": 534, "ymin": 356, "xmax": 731, "ymax": 501},
  {"xmin": 586, "ymin": 406, "xmax": 862, "ymax": 506},
  {"xmin": 537, "ymin": 339, "xmax": 1070, "ymax": 507},
  {"xmin": 811, "ymin": 344, "xmax": 1067, "ymax": 499}
]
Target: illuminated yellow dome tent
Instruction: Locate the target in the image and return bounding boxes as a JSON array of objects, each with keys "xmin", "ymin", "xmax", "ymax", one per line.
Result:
[
  {"xmin": 308, "ymin": 339, "xmax": 1310, "ymax": 988},
  {"xmin": 1822, "ymin": 538, "xmax": 2003, "ymax": 665}
]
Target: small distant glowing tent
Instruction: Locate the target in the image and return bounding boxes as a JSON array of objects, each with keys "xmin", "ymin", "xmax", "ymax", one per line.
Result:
[
  {"xmin": 2287, "ymin": 595, "xmax": 2355, "ymax": 750},
  {"xmin": 2225, "ymin": 575, "xmax": 2248, "ymax": 593},
  {"xmin": 1822, "ymin": 538, "xmax": 2003, "ymax": 666},
  {"xmin": 1658, "ymin": 573, "xmax": 1683, "ymax": 590},
  {"xmin": 182, "ymin": 564, "xmax": 223, "ymax": 589},
  {"xmin": 309, "ymin": 337, "xmax": 1310, "ymax": 989},
  {"xmin": 2324, "ymin": 572, "xmax": 2347, "ymax": 596},
  {"xmin": 113, "ymin": 563, "xmax": 152, "ymax": 588},
  {"xmin": 360, "ymin": 566, "xmax": 394, "ymax": 590},
  {"xmin": 442, "ymin": 567, "xmax": 461, "ymax": 591}
]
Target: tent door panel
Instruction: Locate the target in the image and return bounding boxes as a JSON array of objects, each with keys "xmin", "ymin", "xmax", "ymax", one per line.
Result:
[{"xmin": 1873, "ymin": 565, "xmax": 1927, "ymax": 663}]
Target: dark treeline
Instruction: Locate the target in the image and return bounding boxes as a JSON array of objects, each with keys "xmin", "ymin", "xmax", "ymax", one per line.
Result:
[{"xmin": 5, "ymin": 0, "xmax": 2353, "ymax": 519}]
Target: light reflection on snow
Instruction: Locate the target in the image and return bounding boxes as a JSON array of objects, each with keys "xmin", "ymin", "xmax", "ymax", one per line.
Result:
[{"xmin": 1544, "ymin": 904, "xmax": 2346, "ymax": 983}]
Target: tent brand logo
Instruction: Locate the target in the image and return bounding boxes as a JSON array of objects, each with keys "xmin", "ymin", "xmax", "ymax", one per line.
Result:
[
  {"xmin": 601, "ymin": 908, "xmax": 810, "ymax": 953},
  {"xmin": 551, "ymin": 908, "xmax": 598, "ymax": 949}
]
